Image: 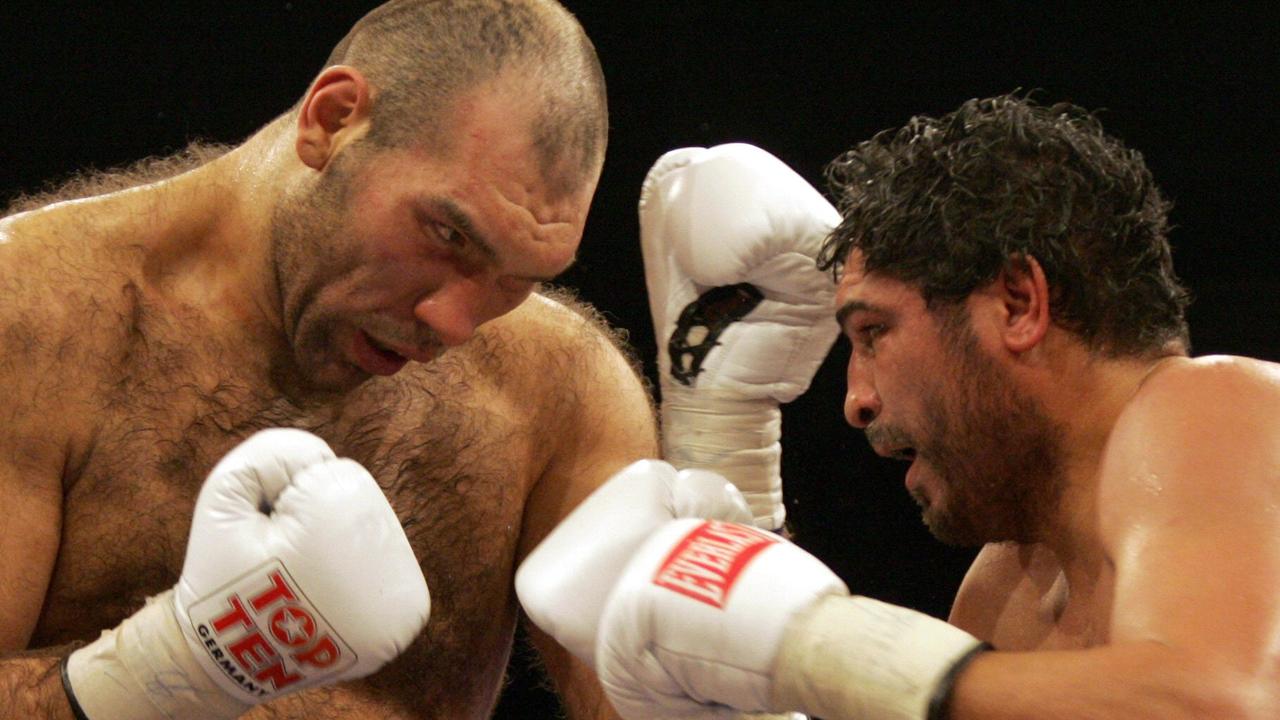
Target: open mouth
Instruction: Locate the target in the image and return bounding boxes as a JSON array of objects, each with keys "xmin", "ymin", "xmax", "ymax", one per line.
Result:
[
  {"xmin": 889, "ymin": 447, "xmax": 918, "ymax": 463},
  {"xmin": 352, "ymin": 329, "xmax": 411, "ymax": 377},
  {"xmin": 364, "ymin": 332, "xmax": 407, "ymax": 363}
]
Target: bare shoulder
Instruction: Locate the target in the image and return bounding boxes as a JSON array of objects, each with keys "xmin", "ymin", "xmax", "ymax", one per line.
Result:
[
  {"xmin": 503, "ymin": 287, "xmax": 635, "ymax": 355},
  {"xmin": 1111, "ymin": 354, "xmax": 1280, "ymax": 460},
  {"xmin": 1099, "ymin": 355, "xmax": 1280, "ymax": 543},
  {"xmin": 490, "ymin": 286, "xmax": 652, "ymax": 405},
  {"xmin": 0, "ymin": 218, "xmax": 121, "ymax": 474},
  {"xmin": 501, "ymin": 287, "xmax": 659, "ymax": 551},
  {"xmin": 1137, "ymin": 354, "xmax": 1280, "ymax": 400}
]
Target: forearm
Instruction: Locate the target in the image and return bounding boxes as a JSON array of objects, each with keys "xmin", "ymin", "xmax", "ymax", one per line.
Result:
[
  {"xmin": 0, "ymin": 647, "xmax": 77, "ymax": 720},
  {"xmin": 949, "ymin": 642, "xmax": 1261, "ymax": 720}
]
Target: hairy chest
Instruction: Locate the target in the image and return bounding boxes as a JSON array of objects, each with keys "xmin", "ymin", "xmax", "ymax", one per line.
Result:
[{"xmin": 35, "ymin": 352, "xmax": 541, "ymax": 692}]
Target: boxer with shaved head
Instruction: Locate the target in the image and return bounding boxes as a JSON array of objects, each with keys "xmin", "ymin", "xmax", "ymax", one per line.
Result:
[{"xmin": 0, "ymin": 2, "xmax": 656, "ymax": 718}]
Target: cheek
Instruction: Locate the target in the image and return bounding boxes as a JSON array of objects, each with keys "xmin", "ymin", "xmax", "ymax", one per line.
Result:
[{"xmin": 368, "ymin": 255, "xmax": 446, "ymax": 300}]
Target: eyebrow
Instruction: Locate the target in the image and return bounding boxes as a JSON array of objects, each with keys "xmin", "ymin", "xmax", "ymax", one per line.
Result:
[
  {"xmin": 416, "ymin": 197, "xmax": 576, "ymax": 283},
  {"xmin": 835, "ymin": 299, "xmax": 886, "ymax": 328}
]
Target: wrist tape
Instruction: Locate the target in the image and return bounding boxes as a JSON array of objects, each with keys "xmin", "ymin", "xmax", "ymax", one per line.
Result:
[
  {"xmin": 660, "ymin": 384, "xmax": 782, "ymax": 529},
  {"xmin": 771, "ymin": 595, "xmax": 985, "ymax": 720},
  {"xmin": 65, "ymin": 590, "xmax": 249, "ymax": 720}
]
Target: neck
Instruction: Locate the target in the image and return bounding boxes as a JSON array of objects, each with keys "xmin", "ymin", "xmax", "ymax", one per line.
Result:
[{"xmin": 1029, "ymin": 335, "xmax": 1182, "ymax": 576}]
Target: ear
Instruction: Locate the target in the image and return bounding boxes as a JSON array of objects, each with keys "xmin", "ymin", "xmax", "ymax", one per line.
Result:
[
  {"xmin": 295, "ymin": 65, "xmax": 372, "ymax": 171},
  {"xmin": 994, "ymin": 255, "xmax": 1051, "ymax": 353}
]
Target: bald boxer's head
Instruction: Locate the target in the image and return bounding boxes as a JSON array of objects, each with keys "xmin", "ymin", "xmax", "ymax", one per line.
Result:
[
  {"xmin": 266, "ymin": 0, "xmax": 606, "ymax": 394},
  {"xmin": 310, "ymin": 0, "xmax": 607, "ymax": 199},
  {"xmin": 820, "ymin": 92, "xmax": 1190, "ymax": 359}
]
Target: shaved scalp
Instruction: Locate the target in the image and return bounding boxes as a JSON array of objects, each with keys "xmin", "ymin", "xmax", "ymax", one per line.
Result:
[{"xmin": 321, "ymin": 0, "xmax": 608, "ymax": 196}]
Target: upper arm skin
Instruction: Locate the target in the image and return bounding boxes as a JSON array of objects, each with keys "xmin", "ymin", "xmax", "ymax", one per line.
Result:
[
  {"xmin": 950, "ymin": 358, "xmax": 1280, "ymax": 720},
  {"xmin": 0, "ymin": 237, "xmax": 83, "ymax": 653},
  {"xmin": 0, "ymin": 459, "xmax": 61, "ymax": 652},
  {"xmin": 515, "ymin": 293, "xmax": 659, "ymax": 720},
  {"xmin": 0, "ymin": 329, "xmax": 76, "ymax": 715},
  {"xmin": 1102, "ymin": 358, "xmax": 1280, "ymax": 671},
  {"xmin": 0, "ymin": 361, "xmax": 68, "ymax": 653}
]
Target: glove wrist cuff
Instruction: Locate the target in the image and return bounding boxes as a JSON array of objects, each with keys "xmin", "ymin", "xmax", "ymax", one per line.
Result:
[
  {"xmin": 67, "ymin": 589, "xmax": 249, "ymax": 720},
  {"xmin": 660, "ymin": 384, "xmax": 783, "ymax": 529},
  {"xmin": 771, "ymin": 595, "xmax": 984, "ymax": 720}
]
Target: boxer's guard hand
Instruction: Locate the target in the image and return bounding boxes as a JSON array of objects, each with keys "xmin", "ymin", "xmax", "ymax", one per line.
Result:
[
  {"xmin": 595, "ymin": 519, "xmax": 985, "ymax": 720},
  {"xmin": 65, "ymin": 429, "xmax": 430, "ymax": 720},
  {"xmin": 640, "ymin": 143, "xmax": 840, "ymax": 531},
  {"xmin": 595, "ymin": 519, "xmax": 846, "ymax": 720},
  {"xmin": 517, "ymin": 460, "xmax": 752, "ymax": 669}
]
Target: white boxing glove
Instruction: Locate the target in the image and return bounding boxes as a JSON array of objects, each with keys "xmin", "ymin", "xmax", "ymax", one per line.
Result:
[
  {"xmin": 596, "ymin": 519, "xmax": 986, "ymax": 720},
  {"xmin": 516, "ymin": 459, "xmax": 752, "ymax": 669},
  {"xmin": 640, "ymin": 143, "xmax": 840, "ymax": 529},
  {"xmin": 65, "ymin": 429, "xmax": 430, "ymax": 720}
]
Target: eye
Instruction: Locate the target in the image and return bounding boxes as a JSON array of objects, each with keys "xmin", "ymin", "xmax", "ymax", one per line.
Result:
[
  {"xmin": 432, "ymin": 222, "xmax": 466, "ymax": 249},
  {"xmin": 853, "ymin": 323, "xmax": 886, "ymax": 355}
]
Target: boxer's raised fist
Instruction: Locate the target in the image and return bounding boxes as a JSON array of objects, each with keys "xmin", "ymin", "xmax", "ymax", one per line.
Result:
[
  {"xmin": 65, "ymin": 429, "xmax": 430, "ymax": 720},
  {"xmin": 640, "ymin": 144, "xmax": 840, "ymax": 529}
]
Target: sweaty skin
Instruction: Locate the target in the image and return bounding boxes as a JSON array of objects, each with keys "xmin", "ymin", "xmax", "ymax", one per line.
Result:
[
  {"xmin": 0, "ymin": 75, "xmax": 651, "ymax": 720},
  {"xmin": 837, "ymin": 250, "xmax": 1280, "ymax": 719}
]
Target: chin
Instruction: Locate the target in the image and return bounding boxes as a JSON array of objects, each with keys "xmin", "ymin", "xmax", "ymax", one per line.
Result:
[
  {"xmin": 921, "ymin": 503, "xmax": 987, "ymax": 548},
  {"xmin": 271, "ymin": 354, "xmax": 369, "ymax": 402}
]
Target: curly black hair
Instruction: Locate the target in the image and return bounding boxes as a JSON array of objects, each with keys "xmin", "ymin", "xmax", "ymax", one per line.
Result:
[{"xmin": 819, "ymin": 93, "xmax": 1191, "ymax": 358}]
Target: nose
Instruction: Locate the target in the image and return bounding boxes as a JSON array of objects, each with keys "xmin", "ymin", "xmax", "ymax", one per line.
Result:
[
  {"xmin": 413, "ymin": 276, "xmax": 490, "ymax": 347},
  {"xmin": 844, "ymin": 353, "xmax": 880, "ymax": 428}
]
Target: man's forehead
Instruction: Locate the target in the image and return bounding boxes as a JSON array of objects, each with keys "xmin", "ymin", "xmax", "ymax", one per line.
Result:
[
  {"xmin": 835, "ymin": 249, "xmax": 881, "ymax": 297},
  {"xmin": 834, "ymin": 251, "xmax": 926, "ymax": 317}
]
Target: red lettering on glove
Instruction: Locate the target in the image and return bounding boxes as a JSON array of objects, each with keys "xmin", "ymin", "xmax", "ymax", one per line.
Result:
[{"xmin": 652, "ymin": 521, "xmax": 779, "ymax": 608}]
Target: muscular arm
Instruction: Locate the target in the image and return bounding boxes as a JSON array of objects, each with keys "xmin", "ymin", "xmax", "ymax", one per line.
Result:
[
  {"xmin": 0, "ymin": 471, "xmax": 61, "ymax": 652},
  {"xmin": 948, "ymin": 358, "xmax": 1280, "ymax": 720},
  {"xmin": 0, "ymin": 404, "xmax": 76, "ymax": 717},
  {"xmin": 515, "ymin": 294, "xmax": 660, "ymax": 720},
  {"xmin": 0, "ymin": 648, "xmax": 77, "ymax": 720}
]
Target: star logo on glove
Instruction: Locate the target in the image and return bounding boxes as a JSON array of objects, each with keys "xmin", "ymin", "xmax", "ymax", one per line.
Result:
[
  {"xmin": 187, "ymin": 559, "xmax": 358, "ymax": 699},
  {"xmin": 271, "ymin": 606, "xmax": 317, "ymax": 648}
]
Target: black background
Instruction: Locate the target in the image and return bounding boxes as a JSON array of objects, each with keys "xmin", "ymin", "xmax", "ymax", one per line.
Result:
[{"xmin": 4, "ymin": 2, "xmax": 1277, "ymax": 716}]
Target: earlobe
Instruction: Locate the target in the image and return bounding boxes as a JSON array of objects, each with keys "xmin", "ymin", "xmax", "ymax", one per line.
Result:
[
  {"xmin": 295, "ymin": 65, "xmax": 372, "ymax": 170},
  {"xmin": 1000, "ymin": 255, "xmax": 1051, "ymax": 353}
]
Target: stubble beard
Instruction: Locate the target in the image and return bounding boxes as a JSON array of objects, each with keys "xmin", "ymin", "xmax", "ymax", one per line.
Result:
[
  {"xmin": 914, "ymin": 320, "xmax": 1067, "ymax": 547},
  {"xmin": 268, "ymin": 159, "xmax": 366, "ymax": 400}
]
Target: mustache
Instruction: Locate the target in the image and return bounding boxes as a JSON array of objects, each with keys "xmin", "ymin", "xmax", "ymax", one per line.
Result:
[{"xmin": 864, "ymin": 423, "xmax": 915, "ymax": 453}]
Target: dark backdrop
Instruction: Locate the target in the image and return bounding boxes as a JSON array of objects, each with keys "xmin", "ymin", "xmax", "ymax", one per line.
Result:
[{"xmin": 4, "ymin": 2, "xmax": 1277, "ymax": 717}]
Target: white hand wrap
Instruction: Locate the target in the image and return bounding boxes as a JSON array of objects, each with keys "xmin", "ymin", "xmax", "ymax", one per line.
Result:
[
  {"xmin": 772, "ymin": 595, "xmax": 987, "ymax": 720},
  {"xmin": 661, "ymin": 392, "xmax": 782, "ymax": 527},
  {"xmin": 66, "ymin": 591, "xmax": 250, "ymax": 720}
]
